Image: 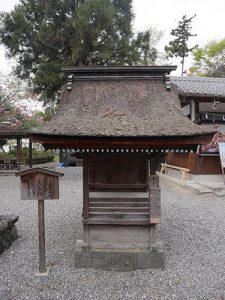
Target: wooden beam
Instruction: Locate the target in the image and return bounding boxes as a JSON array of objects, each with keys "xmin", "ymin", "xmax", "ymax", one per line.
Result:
[
  {"xmin": 31, "ymin": 134, "xmax": 214, "ymax": 149},
  {"xmin": 89, "ymin": 183, "xmax": 149, "ymax": 189}
]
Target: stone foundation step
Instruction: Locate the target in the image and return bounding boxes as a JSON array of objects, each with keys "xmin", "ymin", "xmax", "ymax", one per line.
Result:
[
  {"xmin": 75, "ymin": 242, "xmax": 164, "ymax": 271},
  {"xmin": 185, "ymin": 181, "xmax": 212, "ymax": 194}
]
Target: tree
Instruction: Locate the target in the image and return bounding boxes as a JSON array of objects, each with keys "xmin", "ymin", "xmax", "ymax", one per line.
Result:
[
  {"xmin": 165, "ymin": 14, "xmax": 198, "ymax": 76},
  {"xmin": 0, "ymin": 72, "xmax": 44, "ymax": 129},
  {"xmin": 0, "ymin": 0, "xmax": 162, "ymax": 103},
  {"xmin": 189, "ymin": 39, "xmax": 225, "ymax": 77}
]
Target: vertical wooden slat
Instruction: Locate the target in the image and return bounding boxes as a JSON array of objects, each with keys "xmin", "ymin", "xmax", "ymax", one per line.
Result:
[{"xmin": 83, "ymin": 156, "xmax": 89, "ymax": 219}]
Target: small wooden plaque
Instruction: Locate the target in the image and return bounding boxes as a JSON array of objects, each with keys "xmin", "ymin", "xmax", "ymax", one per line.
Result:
[{"xmin": 16, "ymin": 168, "xmax": 64, "ymax": 200}]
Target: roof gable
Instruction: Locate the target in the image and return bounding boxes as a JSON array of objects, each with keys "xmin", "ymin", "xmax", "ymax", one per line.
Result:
[{"xmin": 15, "ymin": 167, "xmax": 64, "ymax": 178}]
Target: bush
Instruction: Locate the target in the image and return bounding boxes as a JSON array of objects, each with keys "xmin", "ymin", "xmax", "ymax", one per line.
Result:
[
  {"xmin": 0, "ymin": 152, "xmax": 15, "ymax": 160},
  {"xmin": 24, "ymin": 151, "xmax": 55, "ymax": 165},
  {"xmin": 8, "ymin": 147, "xmax": 29, "ymax": 161},
  {"xmin": 4, "ymin": 147, "xmax": 55, "ymax": 165}
]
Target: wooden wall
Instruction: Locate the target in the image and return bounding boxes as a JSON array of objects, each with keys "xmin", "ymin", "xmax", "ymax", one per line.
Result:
[
  {"xmin": 166, "ymin": 153, "xmax": 222, "ymax": 175},
  {"xmin": 88, "ymin": 157, "xmax": 148, "ymax": 189}
]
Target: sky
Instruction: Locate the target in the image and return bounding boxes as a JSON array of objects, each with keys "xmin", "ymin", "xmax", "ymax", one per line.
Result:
[{"xmin": 0, "ymin": 0, "xmax": 225, "ymax": 75}]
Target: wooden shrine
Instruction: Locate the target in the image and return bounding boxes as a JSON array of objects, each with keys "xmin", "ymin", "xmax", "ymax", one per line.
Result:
[{"xmin": 30, "ymin": 66, "xmax": 215, "ymax": 270}]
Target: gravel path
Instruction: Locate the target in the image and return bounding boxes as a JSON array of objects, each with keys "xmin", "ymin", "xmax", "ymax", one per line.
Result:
[{"xmin": 1, "ymin": 167, "xmax": 225, "ymax": 300}]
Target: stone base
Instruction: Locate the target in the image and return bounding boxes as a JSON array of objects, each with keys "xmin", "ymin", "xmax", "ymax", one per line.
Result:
[
  {"xmin": 0, "ymin": 215, "xmax": 19, "ymax": 255},
  {"xmin": 75, "ymin": 242, "xmax": 164, "ymax": 271},
  {"xmin": 35, "ymin": 267, "xmax": 51, "ymax": 277}
]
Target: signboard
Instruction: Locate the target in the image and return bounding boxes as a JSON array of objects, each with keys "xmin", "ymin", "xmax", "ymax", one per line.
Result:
[
  {"xmin": 219, "ymin": 143, "xmax": 225, "ymax": 184},
  {"xmin": 20, "ymin": 173, "xmax": 59, "ymax": 200},
  {"xmin": 200, "ymin": 132, "xmax": 225, "ymax": 154}
]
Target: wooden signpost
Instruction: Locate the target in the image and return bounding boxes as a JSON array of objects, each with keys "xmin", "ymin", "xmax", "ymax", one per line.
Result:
[
  {"xmin": 219, "ymin": 143, "xmax": 225, "ymax": 185},
  {"xmin": 16, "ymin": 168, "xmax": 64, "ymax": 276}
]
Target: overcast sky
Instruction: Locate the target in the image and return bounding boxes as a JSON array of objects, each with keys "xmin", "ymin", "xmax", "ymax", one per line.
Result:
[{"xmin": 0, "ymin": 0, "xmax": 225, "ymax": 75}]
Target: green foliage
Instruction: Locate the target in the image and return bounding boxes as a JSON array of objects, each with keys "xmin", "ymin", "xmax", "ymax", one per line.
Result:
[
  {"xmin": 0, "ymin": 0, "xmax": 162, "ymax": 102},
  {"xmin": 7, "ymin": 147, "xmax": 55, "ymax": 165},
  {"xmin": 189, "ymin": 39, "xmax": 225, "ymax": 77},
  {"xmin": 24, "ymin": 151, "xmax": 55, "ymax": 165},
  {"xmin": 165, "ymin": 14, "xmax": 198, "ymax": 75}
]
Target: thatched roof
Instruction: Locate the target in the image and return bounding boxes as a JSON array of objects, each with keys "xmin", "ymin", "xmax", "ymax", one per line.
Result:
[
  {"xmin": 0, "ymin": 122, "xmax": 27, "ymax": 138},
  {"xmin": 32, "ymin": 72, "xmax": 214, "ymax": 138}
]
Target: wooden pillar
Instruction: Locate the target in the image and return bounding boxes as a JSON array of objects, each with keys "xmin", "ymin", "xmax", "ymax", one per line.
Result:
[
  {"xmin": 83, "ymin": 157, "xmax": 89, "ymax": 220},
  {"xmin": 195, "ymin": 101, "xmax": 200, "ymax": 124},
  {"xmin": 16, "ymin": 138, "xmax": 21, "ymax": 171},
  {"xmin": 82, "ymin": 156, "xmax": 90, "ymax": 247},
  {"xmin": 150, "ymin": 156, "xmax": 157, "ymax": 175},
  {"xmin": 38, "ymin": 199, "xmax": 46, "ymax": 273},
  {"xmin": 191, "ymin": 100, "xmax": 195, "ymax": 122},
  {"xmin": 149, "ymin": 175, "xmax": 161, "ymax": 225},
  {"xmin": 29, "ymin": 139, "xmax": 32, "ymax": 168}
]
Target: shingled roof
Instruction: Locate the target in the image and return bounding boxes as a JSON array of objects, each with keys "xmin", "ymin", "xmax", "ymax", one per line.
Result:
[
  {"xmin": 31, "ymin": 67, "xmax": 214, "ymax": 139},
  {"xmin": 171, "ymin": 76, "xmax": 225, "ymax": 98}
]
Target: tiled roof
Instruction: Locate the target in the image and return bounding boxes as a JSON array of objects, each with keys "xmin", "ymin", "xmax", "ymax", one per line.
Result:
[{"xmin": 171, "ymin": 76, "xmax": 225, "ymax": 98}]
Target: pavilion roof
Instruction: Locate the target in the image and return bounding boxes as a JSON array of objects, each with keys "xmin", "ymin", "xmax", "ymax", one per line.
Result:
[
  {"xmin": 31, "ymin": 67, "xmax": 214, "ymax": 139},
  {"xmin": 0, "ymin": 122, "xmax": 27, "ymax": 138}
]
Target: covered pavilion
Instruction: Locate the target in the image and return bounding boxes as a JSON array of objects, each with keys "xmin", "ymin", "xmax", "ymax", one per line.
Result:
[{"xmin": 0, "ymin": 122, "xmax": 32, "ymax": 171}]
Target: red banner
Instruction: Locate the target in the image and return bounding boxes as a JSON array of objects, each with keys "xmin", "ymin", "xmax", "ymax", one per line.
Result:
[{"xmin": 200, "ymin": 132, "xmax": 225, "ymax": 154}]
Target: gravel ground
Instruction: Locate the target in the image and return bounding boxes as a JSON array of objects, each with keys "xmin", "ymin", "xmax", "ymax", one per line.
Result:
[{"xmin": 1, "ymin": 167, "xmax": 225, "ymax": 300}]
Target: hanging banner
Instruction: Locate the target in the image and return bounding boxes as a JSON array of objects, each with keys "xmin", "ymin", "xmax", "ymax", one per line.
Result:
[
  {"xmin": 200, "ymin": 132, "xmax": 225, "ymax": 154},
  {"xmin": 219, "ymin": 143, "xmax": 225, "ymax": 168}
]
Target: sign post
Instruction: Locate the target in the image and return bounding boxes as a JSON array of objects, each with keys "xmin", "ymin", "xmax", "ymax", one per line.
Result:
[
  {"xmin": 38, "ymin": 199, "xmax": 46, "ymax": 274},
  {"xmin": 16, "ymin": 167, "xmax": 64, "ymax": 276},
  {"xmin": 219, "ymin": 143, "xmax": 225, "ymax": 185}
]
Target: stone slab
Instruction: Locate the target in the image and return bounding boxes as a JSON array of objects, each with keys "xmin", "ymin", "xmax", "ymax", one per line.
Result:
[
  {"xmin": 74, "ymin": 242, "xmax": 165, "ymax": 271},
  {"xmin": 92, "ymin": 252, "xmax": 136, "ymax": 271},
  {"xmin": 75, "ymin": 250, "xmax": 93, "ymax": 268}
]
